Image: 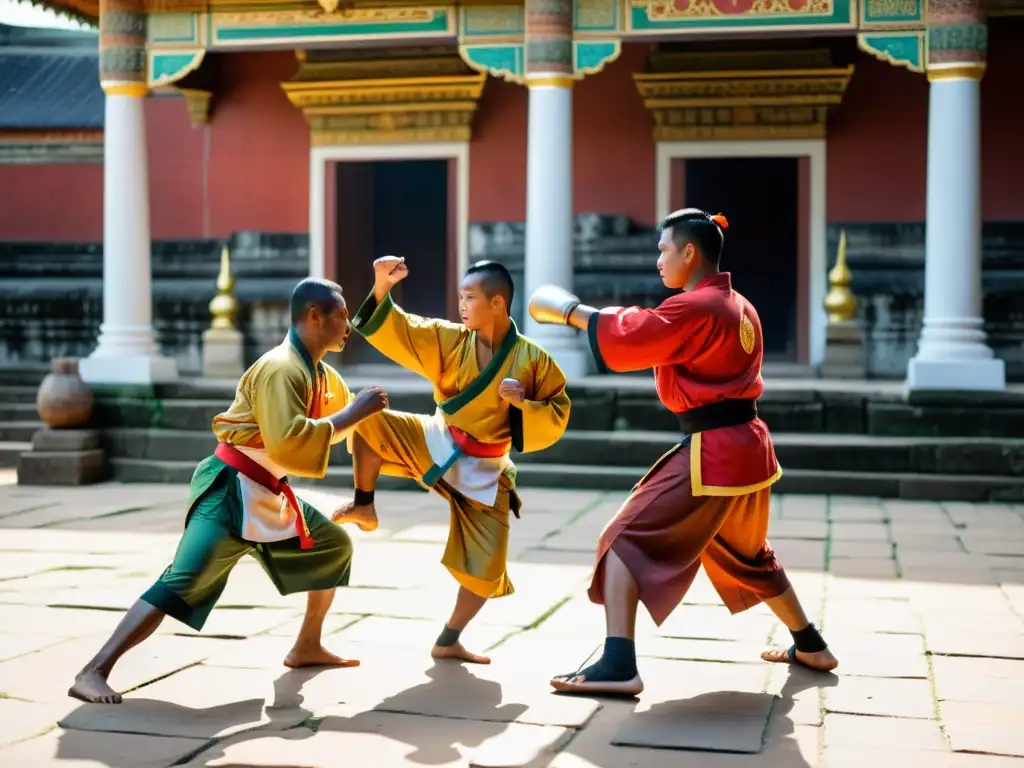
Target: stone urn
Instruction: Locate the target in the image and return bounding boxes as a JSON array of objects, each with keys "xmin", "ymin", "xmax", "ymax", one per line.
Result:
[{"xmin": 36, "ymin": 357, "xmax": 94, "ymax": 429}]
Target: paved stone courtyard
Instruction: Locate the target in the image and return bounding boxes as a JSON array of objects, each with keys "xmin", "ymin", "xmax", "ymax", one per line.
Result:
[{"xmin": 0, "ymin": 469, "xmax": 1022, "ymax": 767}]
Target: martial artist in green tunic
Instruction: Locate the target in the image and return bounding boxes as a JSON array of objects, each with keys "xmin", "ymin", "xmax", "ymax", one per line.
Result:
[{"xmin": 68, "ymin": 278, "xmax": 389, "ymax": 705}]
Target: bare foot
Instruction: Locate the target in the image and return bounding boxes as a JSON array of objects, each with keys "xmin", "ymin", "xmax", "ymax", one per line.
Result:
[
  {"xmin": 331, "ymin": 501, "xmax": 379, "ymax": 533},
  {"xmin": 69, "ymin": 670, "xmax": 123, "ymax": 704},
  {"xmin": 431, "ymin": 642, "xmax": 491, "ymax": 664},
  {"xmin": 761, "ymin": 646, "xmax": 839, "ymax": 672},
  {"xmin": 284, "ymin": 644, "xmax": 360, "ymax": 669}
]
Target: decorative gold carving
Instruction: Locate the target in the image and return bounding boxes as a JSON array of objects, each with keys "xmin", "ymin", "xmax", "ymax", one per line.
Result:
[
  {"xmin": 824, "ymin": 229, "xmax": 858, "ymax": 323},
  {"xmin": 177, "ymin": 88, "xmax": 213, "ymax": 126},
  {"xmin": 282, "ymin": 51, "xmax": 486, "ymax": 145},
  {"xmin": 209, "ymin": 245, "xmax": 240, "ymax": 331},
  {"xmin": 634, "ymin": 49, "xmax": 853, "ymax": 141},
  {"xmin": 211, "ymin": 6, "xmax": 436, "ymax": 25},
  {"xmin": 638, "ymin": 0, "xmax": 833, "ymax": 19}
]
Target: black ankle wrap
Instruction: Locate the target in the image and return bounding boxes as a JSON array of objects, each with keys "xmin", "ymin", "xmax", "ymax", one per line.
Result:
[
  {"xmin": 435, "ymin": 625, "xmax": 461, "ymax": 647},
  {"xmin": 354, "ymin": 488, "xmax": 375, "ymax": 505},
  {"xmin": 790, "ymin": 623, "xmax": 827, "ymax": 653}
]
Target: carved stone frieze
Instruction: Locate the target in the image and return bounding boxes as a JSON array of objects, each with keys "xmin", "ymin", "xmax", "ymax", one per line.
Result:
[{"xmin": 634, "ymin": 48, "xmax": 854, "ymax": 141}]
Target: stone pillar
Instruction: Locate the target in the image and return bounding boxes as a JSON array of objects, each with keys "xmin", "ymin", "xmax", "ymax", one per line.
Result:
[
  {"xmin": 80, "ymin": 0, "xmax": 177, "ymax": 386},
  {"xmin": 522, "ymin": 0, "xmax": 589, "ymax": 378},
  {"xmin": 906, "ymin": 0, "xmax": 1003, "ymax": 392}
]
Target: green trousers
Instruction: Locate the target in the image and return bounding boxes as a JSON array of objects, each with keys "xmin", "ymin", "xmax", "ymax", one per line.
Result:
[{"xmin": 141, "ymin": 456, "xmax": 353, "ymax": 631}]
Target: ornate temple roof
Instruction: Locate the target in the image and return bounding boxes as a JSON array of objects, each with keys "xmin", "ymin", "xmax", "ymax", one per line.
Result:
[{"xmin": 0, "ymin": 25, "xmax": 103, "ymax": 129}]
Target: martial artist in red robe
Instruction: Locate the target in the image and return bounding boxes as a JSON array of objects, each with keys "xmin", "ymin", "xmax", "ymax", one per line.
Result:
[{"xmin": 529, "ymin": 208, "xmax": 839, "ymax": 696}]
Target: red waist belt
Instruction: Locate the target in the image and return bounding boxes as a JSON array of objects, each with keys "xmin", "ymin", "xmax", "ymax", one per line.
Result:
[
  {"xmin": 447, "ymin": 426, "xmax": 510, "ymax": 459},
  {"xmin": 214, "ymin": 443, "xmax": 314, "ymax": 550}
]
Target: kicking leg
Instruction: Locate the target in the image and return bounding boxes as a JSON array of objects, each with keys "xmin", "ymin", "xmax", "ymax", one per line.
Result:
[
  {"xmin": 69, "ymin": 599, "xmax": 165, "ymax": 704},
  {"xmin": 762, "ymin": 587, "xmax": 838, "ymax": 672},
  {"xmin": 550, "ymin": 548, "xmax": 644, "ymax": 696},
  {"xmin": 284, "ymin": 589, "xmax": 360, "ymax": 669},
  {"xmin": 332, "ymin": 431, "xmax": 381, "ymax": 532},
  {"xmin": 432, "ymin": 586, "xmax": 491, "ymax": 664}
]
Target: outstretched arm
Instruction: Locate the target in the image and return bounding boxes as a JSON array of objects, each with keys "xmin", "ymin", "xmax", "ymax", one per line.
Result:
[
  {"xmin": 530, "ymin": 285, "xmax": 693, "ymax": 373},
  {"xmin": 351, "ymin": 256, "xmax": 465, "ymax": 382}
]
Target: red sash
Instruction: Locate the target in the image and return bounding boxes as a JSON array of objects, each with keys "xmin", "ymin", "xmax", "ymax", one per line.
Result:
[
  {"xmin": 214, "ymin": 442, "xmax": 314, "ymax": 550},
  {"xmin": 447, "ymin": 426, "xmax": 510, "ymax": 459}
]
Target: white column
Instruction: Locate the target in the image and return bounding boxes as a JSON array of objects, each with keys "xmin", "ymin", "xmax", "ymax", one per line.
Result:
[
  {"xmin": 906, "ymin": 72, "xmax": 1004, "ymax": 391},
  {"xmin": 80, "ymin": 90, "xmax": 178, "ymax": 385},
  {"xmin": 523, "ymin": 77, "xmax": 589, "ymax": 379}
]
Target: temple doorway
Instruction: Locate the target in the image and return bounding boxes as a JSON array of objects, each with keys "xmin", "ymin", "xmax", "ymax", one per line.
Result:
[
  {"xmin": 332, "ymin": 158, "xmax": 454, "ymax": 365},
  {"xmin": 683, "ymin": 156, "xmax": 801, "ymax": 362}
]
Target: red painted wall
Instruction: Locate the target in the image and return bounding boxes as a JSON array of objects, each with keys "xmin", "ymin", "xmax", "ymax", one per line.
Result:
[
  {"xmin": 0, "ymin": 158, "xmax": 103, "ymax": 241},
  {"xmin": 468, "ymin": 42, "xmax": 655, "ymax": 225},
  {"xmin": 826, "ymin": 16, "xmax": 1024, "ymax": 222},
  {"xmin": 4, "ymin": 28, "xmax": 1024, "ymax": 243}
]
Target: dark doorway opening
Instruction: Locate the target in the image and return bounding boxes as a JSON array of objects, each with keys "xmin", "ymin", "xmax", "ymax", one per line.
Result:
[
  {"xmin": 333, "ymin": 159, "xmax": 452, "ymax": 365},
  {"xmin": 684, "ymin": 157, "xmax": 800, "ymax": 362}
]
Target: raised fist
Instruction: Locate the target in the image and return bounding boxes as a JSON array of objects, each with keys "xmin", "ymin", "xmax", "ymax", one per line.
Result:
[
  {"xmin": 373, "ymin": 256, "xmax": 408, "ymax": 289},
  {"xmin": 498, "ymin": 378, "xmax": 525, "ymax": 404}
]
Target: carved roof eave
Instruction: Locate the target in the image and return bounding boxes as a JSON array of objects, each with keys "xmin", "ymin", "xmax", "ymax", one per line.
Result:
[
  {"xmin": 282, "ymin": 72, "xmax": 486, "ymax": 110},
  {"xmin": 633, "ymin": 66, "xmax": 855, "ymax": 112}
]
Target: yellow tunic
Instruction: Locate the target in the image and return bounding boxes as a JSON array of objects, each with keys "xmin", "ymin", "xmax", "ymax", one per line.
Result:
[
  {"xmin": 350, "ymin": 291, "xmax": 571, "ymax": 598},
  {"xmin": 212, "ymin": 332, "xmax": 353, "ymax": 479}
]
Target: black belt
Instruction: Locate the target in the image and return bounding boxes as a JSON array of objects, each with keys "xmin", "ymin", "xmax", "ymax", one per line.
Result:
[{"xmin": 675, "ymin": 398, "xmax": 758, "ymax": 434}]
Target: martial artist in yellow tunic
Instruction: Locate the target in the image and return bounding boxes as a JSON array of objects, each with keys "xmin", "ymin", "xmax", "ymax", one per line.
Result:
[
  {"xmin": 69, "ymin": 278, "xmax": 390, "ymax": 705},
  {"xmin": 333, "ymin": 257, "xmax": 571, "ymax": 663}
]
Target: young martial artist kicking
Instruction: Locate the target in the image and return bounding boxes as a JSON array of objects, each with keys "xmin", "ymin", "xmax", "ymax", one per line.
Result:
[
  {"xmin": 528, "ymin": 208, "xmax": 839, "ymax": 696},
  {"xmin": 69, "ymin": 278, "xmax": 390, "ymax": 704},
  {"xmin": 332, "ymin": 257, "xmax": 571, "ymax": 664}
]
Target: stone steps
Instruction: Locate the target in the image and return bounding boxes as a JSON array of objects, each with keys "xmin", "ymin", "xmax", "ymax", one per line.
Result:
[
  {"xmin": 0, "ymin": 440, "xmax": 31, "ymax": 468},
  {"xmin": 96, "ymin": 427, "xmax": 1024, "ymax": 478},
  {"xmin": 0, "ymin": 403, "xmax": 40, "ymax": 422},
  {"xmin": 106, "ymin": 457, "xmax": 1024, "ymax": 502},
  {"xmin": 0, "ymin": 421, "xmax": 43, "ymax": 442}
]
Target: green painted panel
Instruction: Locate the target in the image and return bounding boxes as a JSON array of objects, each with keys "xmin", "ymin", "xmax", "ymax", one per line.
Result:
[
  {"xmin": 150, "ymin": 52, "xmax": 201, "ymax": 82},
  {"xmin": 574, "ymin": 41, "xmax": 619, "ymax": 72},
  {"xmin": 462, "ymin": 44, "xmax": 524, "ymax": 77},
  {"xmin": 214, "ymin": 12, "xmax": 451, "ymax": 42},
  {"xmin": 574, "ymin": 0, "xmax": 620, "ymax": 32},
  {"xmin": 862, "ymin": 0, "xmax": 922, "ymax": 23},
  {"xmin": 460, "ymin": 6, "xmax": 524, "ymax": 37},
  {"xmin": 148, "ymin": 12, "xmax": 198, "ymax": 44},
  {"xmin": 629, "ymin": 0, "xmax": 853, "ymax": 30},
  {"xmin": 859, "ymin": 32, "xmax": 924, "ymax": 70}
]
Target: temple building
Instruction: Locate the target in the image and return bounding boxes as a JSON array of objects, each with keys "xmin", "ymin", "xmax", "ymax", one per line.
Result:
[{"xmin": 1, "ymin": 0, "xmax": 1022, "ymax": 389}]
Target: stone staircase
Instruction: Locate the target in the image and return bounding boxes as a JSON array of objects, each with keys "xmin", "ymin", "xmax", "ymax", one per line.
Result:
[{"xmin": 2, "ymin": 369, "xmax": 1024, "ymax": 500}]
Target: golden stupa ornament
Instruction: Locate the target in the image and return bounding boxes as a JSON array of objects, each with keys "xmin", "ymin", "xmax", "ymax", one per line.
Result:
[
  {"xmin": 823, "ymin": 229, "xmax": 858, "ymax": 324},
  {"xmin": 208, "ymin": 244, "xmax": 239, "ymax": 331}
]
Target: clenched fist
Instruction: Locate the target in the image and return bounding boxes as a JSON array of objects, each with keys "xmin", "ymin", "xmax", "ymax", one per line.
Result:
[
  {"xmin": 350, "ymin": 386, "xmax": 389, "ymax": 419},
  {"xmin": 373, "ymin": 256, "xmax": 409, "ymax": 288},
  {"xmin": 498, "ymin": 378, "xmax": 525, "ymax": 405}
]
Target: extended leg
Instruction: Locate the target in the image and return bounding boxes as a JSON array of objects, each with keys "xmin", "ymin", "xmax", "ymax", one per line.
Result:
[
  {"xmin": 333, "ymin": 432, "xmax": 382, "ymax": 532},
  {"xmin": 284, "ymin": 589, "xmax": 359, "ymax": 668},
  {"xmin": 431, "ymin": 586, "xmax": 491, "ymax": 664},
  {"xmin": 762, "ymin": 587, "xmax": 838, "ymax": 672},
  {"xmin": 550, "ymin": 548, "xmax": 644, "ymax": 696},
  {"xmin": 69, "ymin": 599, "xmax": 166, "ymax": 704}
]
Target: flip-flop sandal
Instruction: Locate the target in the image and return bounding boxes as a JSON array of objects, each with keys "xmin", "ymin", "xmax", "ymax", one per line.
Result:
[
  {"xmin": 763, "ymin": 645, "xmax": 835, "ymax": 673},
  {"xmin": 550, "ymin": 672, "xmax": 645, "ymax": 696},
  {"xmin": 549, "ymin": 646, "xmax": 645, "ymax": 697}
]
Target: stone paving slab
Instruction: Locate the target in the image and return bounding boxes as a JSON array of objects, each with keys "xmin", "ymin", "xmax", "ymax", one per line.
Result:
[
  {"xmin": 180, "ymin": 707, "xmax": 571, "ymax": 768},
  {"xmin": 59, "ymin": 665, "xmax": 312, "ymax": 740},
  {"xmin": 0, "ymin": 729, "xmax": 209, "ymax": 768},
  {"xmin": 0, "ymin": 633, "xmax": 231, "ymax": 703},
  {"xmin": 0, "ymin": 481, "xmax": 1023, "ymax": 767}
]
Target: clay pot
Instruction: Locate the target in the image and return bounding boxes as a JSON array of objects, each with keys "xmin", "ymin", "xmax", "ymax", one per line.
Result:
[{"xmin": 36, "ymin": 357, "xmax": 94, "ymax": 429}]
